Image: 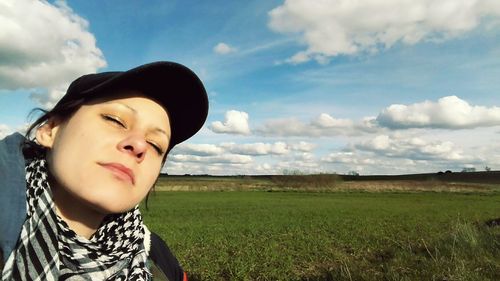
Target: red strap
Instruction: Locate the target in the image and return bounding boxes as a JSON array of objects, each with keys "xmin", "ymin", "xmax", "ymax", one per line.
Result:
[{"xmin": 183, "ymin": 272, "xmax": 188, "ymax": 281}]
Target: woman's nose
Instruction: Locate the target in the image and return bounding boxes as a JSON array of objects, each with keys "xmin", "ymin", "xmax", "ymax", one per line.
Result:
[{"xmin": 117, "ymin": 134, "xmax": 148, "ymax": 162}]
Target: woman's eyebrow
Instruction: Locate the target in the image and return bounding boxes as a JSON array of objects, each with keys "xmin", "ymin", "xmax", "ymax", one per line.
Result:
[
  {"xmin": 153, "ymin": 128, "xmax": 170, "ymax": 139},
  {"xmin": 109, "ymin": 102, "xmax": 137, "ymax": 114},
  {"xmin": 106, "ymin": 101, "xmax": 170, "ymax": 138}
]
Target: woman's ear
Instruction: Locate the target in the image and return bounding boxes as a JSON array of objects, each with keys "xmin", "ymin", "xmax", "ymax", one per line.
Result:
[{"xmin": 35, "ymin": 118, "xmax": 60, "ymax": 149}]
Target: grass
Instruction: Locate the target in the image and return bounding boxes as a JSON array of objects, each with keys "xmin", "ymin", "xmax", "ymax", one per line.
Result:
[{"xmin": 141, "ymin": 190, "xmax": 500, "ymax": 281}]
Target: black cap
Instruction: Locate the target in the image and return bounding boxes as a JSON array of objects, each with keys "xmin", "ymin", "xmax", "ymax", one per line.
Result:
[{"xmin": 56, "ymin": 61, "xmax": 208, "ymax": 152}]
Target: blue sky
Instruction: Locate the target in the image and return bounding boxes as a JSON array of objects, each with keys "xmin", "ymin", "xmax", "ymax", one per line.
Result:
[{"xmin": 1, "ymin": 0, "xmax": 500, "ymax": 175}]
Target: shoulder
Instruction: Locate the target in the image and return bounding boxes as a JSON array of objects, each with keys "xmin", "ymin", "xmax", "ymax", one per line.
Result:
[
  {"xmin": 0, "ymin": 133, "xmax": 25, "ymax": 159},
  {"xmin": 145, "ymin": 228, "xmax": 187, "ymax": 281},
  {"xmin": 0, "ymin": 132, "xmax": 27, "ymax": 189},
  {"xmin": 0, "ymin": 133, "xmax": 28, "ymax": 264},
  {"xmin": 0, "ymin": 132, "xmax": 27, "ymax": 173}
]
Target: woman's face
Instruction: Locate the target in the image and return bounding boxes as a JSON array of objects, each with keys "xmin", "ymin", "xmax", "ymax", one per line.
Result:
[{"xmin": 37, "ymin": 91, "xmax": 171, "ymax": 214}]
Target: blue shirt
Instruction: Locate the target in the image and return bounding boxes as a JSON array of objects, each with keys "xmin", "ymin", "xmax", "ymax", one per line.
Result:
[{"xmin": 0, "ymin": 133, "xmax": 28, "ymax": 263}]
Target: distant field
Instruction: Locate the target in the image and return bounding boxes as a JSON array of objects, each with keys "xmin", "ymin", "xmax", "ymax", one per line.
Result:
[
  {"xmin": 142, "ymin": 190, "xmax": 500, "ymax": 281},
  {"xmin": 154, "ymin": 174, "xmax": 500, "ymax": 193}
]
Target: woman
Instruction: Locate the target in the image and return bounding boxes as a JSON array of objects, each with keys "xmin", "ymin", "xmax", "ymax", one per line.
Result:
[{"xmin": 0, "ymin": 61, "xmax": 209, "ymax": 280}]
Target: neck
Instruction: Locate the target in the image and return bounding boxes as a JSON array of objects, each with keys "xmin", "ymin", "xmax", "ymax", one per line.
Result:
[{"xmin": 51, "ymin": 183, "xmax": 105, "ymax": 239}]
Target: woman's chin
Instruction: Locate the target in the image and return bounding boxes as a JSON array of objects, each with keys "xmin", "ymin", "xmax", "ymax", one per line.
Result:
[{"xmin": 82, "ymin": 196, "xmax": 137, "ymax": 215}]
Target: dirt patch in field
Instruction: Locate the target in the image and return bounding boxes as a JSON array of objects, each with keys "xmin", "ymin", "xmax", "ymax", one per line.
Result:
[
  {"xmin": 339, "ymin": 180, "xmax": 493, "ymax": 192},
  {"xmin": 154, "ymin": 177, "xmax": 274, "ymax": 191},
  {"xmin": 154, "ymin": 175, "xmax": 498, "ymax": 192}
]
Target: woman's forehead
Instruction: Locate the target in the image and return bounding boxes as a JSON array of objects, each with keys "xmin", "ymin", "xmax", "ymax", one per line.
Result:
[{"xmin": 85, "ymin": 94, "xmax": 171, "ymax": 129}]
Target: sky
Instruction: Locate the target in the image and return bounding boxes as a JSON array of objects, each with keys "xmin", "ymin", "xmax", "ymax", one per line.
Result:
[{"xmin": 1, "ymin": 0, "xmax": 500, "ymax": 175}]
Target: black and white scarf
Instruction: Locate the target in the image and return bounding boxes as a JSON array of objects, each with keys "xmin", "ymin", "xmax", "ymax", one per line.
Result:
[{"xmin": 2, "ymin": 158, "xmax": 152, "ymax": 280}]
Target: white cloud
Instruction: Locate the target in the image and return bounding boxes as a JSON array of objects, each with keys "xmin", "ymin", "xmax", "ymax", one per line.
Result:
[
  {"xmin": 321, "ymin": 151, "xmax": 423, "ymax": 175},
  {"xmin": 213, "ymin": 42, "xmax": 236, "ymax": 55},
  {"xmin": 256, "ymin": 113, "xmax": 377, "ymax": 137},
  {"xmin": 165, "ymin": 161, "xmax": 279, "ymax": 176},
  {"xmin": 0, "ymin": 123, "xmax": 30, "ymax": 139},
  {"xmin": 319, "ymin": 139, "xmax": 492, "ymax": 175},
  {"xmin": 294, "ymin": 152, "xmax": 315, "ymax": 162},
  {"xmin": 290, "ymin": 141, "xmax": 315, "ymax": 152},
  {"xmin": 322, "ymin": 152, "xmax": 376, "ymax": 165},
  {"xmin": 268, "ymin": 0, "xmax": 500, "ymax": 64},
  {"xmin": 355, "ymin": 134, "xmax": 466, "ymax": 161},
  {"xmin": 220, "ymin": 142, "xmax": 290, "ymax": 155},
  {"xmin": 172, "ymin": 141, "xmax": 315, "ymax": 158},
  {"xmin": 169, "ymin": 154, "xmax": 252, "ymax": 164},
  {"xmin": 161, "ymin": 133, "xmax": 496, "ymax": 175},
  {"xmin": 256, "ymin": 117, "xmax": 309, "ymax": 136},
  {"xmin": 0, "ymin": 124, "xmax": 12, "ymax": 140},
  {"xmin": 171, "ymin": 143, "xmax": 224, "ymax": 156},
  {"xmin": 376, "ymin": 96, "xmax": 500, "ymax": 129},
  {"xmin": 0, "ymin": 0, "xmax": 106, "ymax": 107},
  {"xmin": 210, "ymin": 110, "xmax": 251, "ymax": 135},
  {"xmin": 312, "ymin": 113, "xmax": 353, "ymax": 128},
  {"xmin": 162, "ymin": 140, "xmax": 320, "ymax": 175},
  {"xmin": 29, "ymin": 85, "xmax": 68, "ymax": 109},
  {"xmin": 254, "ymin": 97, "xmax": 500, "ymax": 137}
]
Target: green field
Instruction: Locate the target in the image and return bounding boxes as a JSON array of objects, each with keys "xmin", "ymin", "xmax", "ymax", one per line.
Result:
[{"xmin": 141, "ymin": 190, "xmax": 500, "ymax": 281}]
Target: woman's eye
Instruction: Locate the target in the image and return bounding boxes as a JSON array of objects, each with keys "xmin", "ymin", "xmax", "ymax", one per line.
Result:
[
  {"xmin": 102, "ymin": 115, "xmax": 126, "ymax": 128},
  {"xmin": 148, "ymin": 142, "xmax": 164, "ymax": 155}
]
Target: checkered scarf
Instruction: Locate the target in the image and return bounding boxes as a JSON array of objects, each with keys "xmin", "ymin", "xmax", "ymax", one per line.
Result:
[{"xmin": 2, "ymin": 158, "xmax": 152, "ymax": 280}]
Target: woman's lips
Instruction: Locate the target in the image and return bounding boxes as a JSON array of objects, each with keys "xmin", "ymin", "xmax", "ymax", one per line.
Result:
[{"xmin": 99, "ymin": 163, "xmax": 135, "ymax": 185}]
